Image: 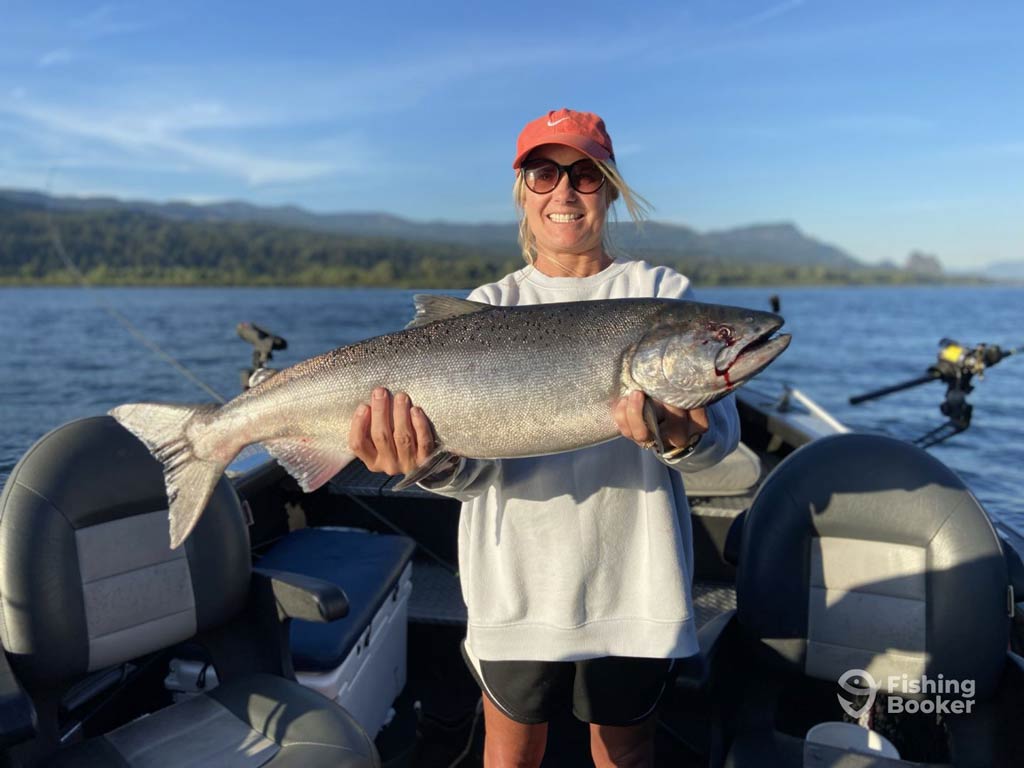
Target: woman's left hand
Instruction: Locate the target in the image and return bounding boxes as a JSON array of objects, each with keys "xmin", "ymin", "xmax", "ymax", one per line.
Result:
[{"xmin": 613, "ymin": 390, "xmax": 709, "ymax": 453}]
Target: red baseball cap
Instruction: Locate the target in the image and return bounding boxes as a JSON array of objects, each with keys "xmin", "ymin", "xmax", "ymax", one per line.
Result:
[{"xmin": 513, "ymin": 108, "xmax": 615, "ymax": 169}]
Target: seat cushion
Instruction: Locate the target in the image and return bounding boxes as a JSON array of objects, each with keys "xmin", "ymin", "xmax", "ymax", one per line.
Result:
[
  {"xmin": 684, "ymin": 442, "xmax": 762, "ymax": 497},
  {"xmin": 50, "ymin": 673, "xmax": 378, "ymax": 768},
  {"xmin": 256, "ymin": 529, "xmax": 416, "ymax": 672}
]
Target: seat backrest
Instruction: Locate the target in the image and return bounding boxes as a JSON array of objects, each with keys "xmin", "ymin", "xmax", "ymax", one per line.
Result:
[
  {"xmin": 736, "ymin": 433, "xmax": 1009, "ymax": 701},
  {"xmin": 0, "ymin": 416, "xmax": 251, "ymax": 690}
]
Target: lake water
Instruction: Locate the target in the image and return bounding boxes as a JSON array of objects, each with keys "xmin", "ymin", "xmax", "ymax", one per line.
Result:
[{"xmin": 2, "ymin": 283, "xmax": 1022, "ymax": 541}]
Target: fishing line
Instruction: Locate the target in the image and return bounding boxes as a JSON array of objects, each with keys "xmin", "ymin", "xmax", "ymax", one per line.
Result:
[
  {"xmin": 446, "ymin": 697, "xmax": 483, "ymax": 768},
  {"xmin": 43, "ymin": 176, "xmax": 226, "ymax": 404}
]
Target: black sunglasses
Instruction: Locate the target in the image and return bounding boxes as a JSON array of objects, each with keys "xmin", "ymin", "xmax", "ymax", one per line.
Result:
[{"xmin": 521, "ymin": 158, "xmax": 607, "ymax": 195}]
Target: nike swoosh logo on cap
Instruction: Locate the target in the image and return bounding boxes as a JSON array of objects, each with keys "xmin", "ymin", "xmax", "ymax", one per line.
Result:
[{"xmin": 547, "ymin": 117, "xmax": 570, "ymax": 126}]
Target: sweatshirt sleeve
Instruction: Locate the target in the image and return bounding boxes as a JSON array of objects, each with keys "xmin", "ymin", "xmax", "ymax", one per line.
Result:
[{"xmin": 651, "ymin": 265, "xmax": 741, "ymax": 472}]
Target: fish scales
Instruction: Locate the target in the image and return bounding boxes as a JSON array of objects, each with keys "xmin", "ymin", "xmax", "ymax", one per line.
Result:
[
  {"xmin": 110, "ymin": 295, "xmax": 790, "ymax": 546},
  {"xmin": 217, "ymin": 300, "xmax": 664, "ymax": 459}
]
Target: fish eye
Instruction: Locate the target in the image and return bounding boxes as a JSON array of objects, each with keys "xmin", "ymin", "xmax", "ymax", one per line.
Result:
[{"xmin": 715, "ymin": 326, "xmax": 734, "ymax": 343}]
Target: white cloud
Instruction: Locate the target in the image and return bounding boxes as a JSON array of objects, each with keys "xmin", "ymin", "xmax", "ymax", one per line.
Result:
[
  {"xmin": 1, "ymin": 99, "xmax": 357, "ymax": 185},
  {"xmin": 977, "ymin": 142, "xmax": 1024, "ymax": 157},
  {"xmin": 38, "ymin": 49, "xmax": 73, "ymax": 68},
  {"xmin": 2, "ymin": 10, "xmax": 830, "ymax": 203},
  {"xmin": 818, "ymin": 114, "xmax": 935, "ymax": 136},
  {"xmin": 73, "ymin": 4, "xmax": 150, "ymax": 39},
  {"xmin": 733, "ymin": 0, "xmax": 806, "ymax": 30},
  {"xmin": 222, "ymin": 32, "xmax": 650, "ymax": 124}
]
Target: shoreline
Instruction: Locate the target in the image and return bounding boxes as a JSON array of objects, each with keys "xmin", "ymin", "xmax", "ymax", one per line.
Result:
[{"xmin": 0, "ymin": 273, "xmax": 1001, "ymax": 289}]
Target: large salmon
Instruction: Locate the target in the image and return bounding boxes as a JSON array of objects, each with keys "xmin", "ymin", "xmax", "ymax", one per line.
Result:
[{"xmin": 111, "ymin": 295, "xmax": 790, "ymax": 547}]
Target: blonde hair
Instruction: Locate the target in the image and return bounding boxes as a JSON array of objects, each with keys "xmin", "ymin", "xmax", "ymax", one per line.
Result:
[{"xmin": 513, "ymin": 158, "xmax": 652, "ymax": 265}]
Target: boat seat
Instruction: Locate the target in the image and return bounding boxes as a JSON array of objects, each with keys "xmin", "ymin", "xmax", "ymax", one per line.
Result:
[
  {"xmin": 257, "ymin": 528, "xmax": 415, "ymax": 672},
  {"xmin": 721, "ymin": 433, "xmax": 1010, "ymax": 767},
  {"xmin": 0, "ymin": 417, "xmax": 379, "ymax": 767},
  {"xmin": 683, "ymin": 442, "xmax": 762, "ymax": 497},
  {"xmin": 47, "ymin": 674, "xmax": 374, "ymax": 768}
]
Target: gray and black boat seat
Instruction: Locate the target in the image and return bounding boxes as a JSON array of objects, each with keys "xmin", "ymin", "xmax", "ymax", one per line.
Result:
[
  {"xmin": 0, "ymin": 417, "xmax": 380, "ymax": 768},
  {"xmin": 724, "ymin": 433, "xmax": 1011, "ymax": 767},
  {"xmin": 256, "ymin": 528, "xmax": 416, "ymax": 672}
]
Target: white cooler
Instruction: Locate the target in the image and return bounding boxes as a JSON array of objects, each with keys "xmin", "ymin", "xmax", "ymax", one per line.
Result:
[{"xmin": 255, "ymin": 528, "xmax": 417, "ymax": 739}]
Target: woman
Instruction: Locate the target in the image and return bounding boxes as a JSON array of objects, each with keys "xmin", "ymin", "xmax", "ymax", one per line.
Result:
[{"xmin": 348, "ymin": 109, "xmax": 739, "ymax": 767}]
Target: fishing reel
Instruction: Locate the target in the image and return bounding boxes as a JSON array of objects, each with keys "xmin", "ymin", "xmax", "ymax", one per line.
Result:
[
  {"xmin": 849, "ymin": 338, "xmax": 1019, "ymax": 449},
  {"xmin": 237, "ymin": 322, "xmax": 287, "ymax": 390}
]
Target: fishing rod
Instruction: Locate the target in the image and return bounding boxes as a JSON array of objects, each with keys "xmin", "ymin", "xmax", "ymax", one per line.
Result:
[
  {"xmin": 237, "ymin": 321, "xmax": 287, "ymax": 390},
  {"xmin": 43, "ymin": 173, "xmax": 227, "ymax": 404},
  {"xmin": 849, "ymin": 338, "xmax": 1022, "ymax": 448}
]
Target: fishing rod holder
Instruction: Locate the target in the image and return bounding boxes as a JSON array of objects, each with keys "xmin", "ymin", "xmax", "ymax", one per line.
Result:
[
  {"xmin": 237, "ymin": 322, "xmax": 287, "ymax": 390},
  {"xmin": 849, "ymin": 339, "xmax": 1017, "ymax": 449}
]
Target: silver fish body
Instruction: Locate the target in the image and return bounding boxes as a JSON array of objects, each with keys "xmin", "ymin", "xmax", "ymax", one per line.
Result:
[{"xmin": 111, "ymin": 295, "xmax": 790, "ymax": 547}]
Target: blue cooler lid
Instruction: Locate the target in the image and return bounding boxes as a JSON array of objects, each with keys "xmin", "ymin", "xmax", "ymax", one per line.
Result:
[{"xmin": 257, "ymin": 528, "xmax": 417, "ymax": 672}]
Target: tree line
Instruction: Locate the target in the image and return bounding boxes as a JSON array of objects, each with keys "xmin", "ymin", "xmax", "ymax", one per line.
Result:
[{"xmin": 0, "ymin": 207, "xmax": 964, "ymax": 287}]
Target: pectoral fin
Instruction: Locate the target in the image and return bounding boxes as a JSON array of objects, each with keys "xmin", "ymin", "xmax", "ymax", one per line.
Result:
[
  {"xmin": 392, "ymin": 449, "xmax": 460, "ymax": 491},
  {"xmin": 262, "ymin": 437, "xmax": 355, "ymax": 493},
  {"xmin": 642, "ymin": 398, "xmax": 666, "ymax": 455}
]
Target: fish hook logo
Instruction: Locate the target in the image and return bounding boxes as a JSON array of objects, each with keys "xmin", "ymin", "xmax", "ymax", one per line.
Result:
[{"xmin": 837, "ymin": 669, "xmax": 878, "ymax": 719}]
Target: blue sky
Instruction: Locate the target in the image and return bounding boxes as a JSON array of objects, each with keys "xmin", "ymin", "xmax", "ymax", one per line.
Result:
[{"xmin": 2, "ymin": 1, "xmax": 1021, "ymax": 269}]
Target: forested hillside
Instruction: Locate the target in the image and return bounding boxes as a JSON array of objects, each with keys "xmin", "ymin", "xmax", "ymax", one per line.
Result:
[{"xmin": 0, "ymin": 195, "xmax": 960, "ymax": 287}]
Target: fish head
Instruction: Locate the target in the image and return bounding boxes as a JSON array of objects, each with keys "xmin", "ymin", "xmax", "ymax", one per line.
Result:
[{"xmin": 629, "ymin": 300, "xmax": 791, "ymax": 409}]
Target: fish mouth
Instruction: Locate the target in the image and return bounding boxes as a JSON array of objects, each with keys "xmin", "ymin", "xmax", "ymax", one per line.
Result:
[{"xmin": 716, "ymin": 324, "xmax": 792, "ymax": 383}]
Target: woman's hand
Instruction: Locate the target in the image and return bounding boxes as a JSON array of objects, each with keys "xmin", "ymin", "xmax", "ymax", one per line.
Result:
[
  {"xmin": 348, "ymin": 387, "xmax": 436, "ymax": 476},
  {"xmin": 612, "ymin": 390, "xmax": 708, "ymax": 453}
]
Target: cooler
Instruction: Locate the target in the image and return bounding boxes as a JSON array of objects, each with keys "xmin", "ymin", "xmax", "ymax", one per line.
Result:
[{"xmin": 256, "ymin": 527, "xmax": 416, "ymax": 738}]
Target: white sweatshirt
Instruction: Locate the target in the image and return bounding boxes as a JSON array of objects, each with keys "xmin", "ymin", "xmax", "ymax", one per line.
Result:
[{"xmin": 422, "ymin": 258, "xmax": 740, "ymax": 662}]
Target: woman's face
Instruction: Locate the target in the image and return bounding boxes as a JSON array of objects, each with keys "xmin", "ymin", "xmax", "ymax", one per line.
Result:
[{"xmin": 522, "ymin": 144, "xmax": 608, "ymax": 261}]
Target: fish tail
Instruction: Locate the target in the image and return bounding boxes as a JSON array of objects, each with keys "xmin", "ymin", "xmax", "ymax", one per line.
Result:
[{"xmin": 109, "ymin": 402, "xmax": 224, "ymax": 548}]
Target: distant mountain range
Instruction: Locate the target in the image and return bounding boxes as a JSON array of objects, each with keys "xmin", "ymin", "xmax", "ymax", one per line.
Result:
[
  {"xmin": 981, "ymin": 261, "xmax": 1024, "ymax": 280},
  {"xmin": 0, "ymin": 188, "xmax": 862, "ymax": 269}
]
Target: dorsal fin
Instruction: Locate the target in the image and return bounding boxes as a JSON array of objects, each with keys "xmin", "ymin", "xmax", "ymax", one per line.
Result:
[
  {"xmin": 406, "ymin": 295, "xmax": 494, "ymax": 329},
  {"xmin": 248, "ymin": 368, "xmax": 279, "ymax": 387}
]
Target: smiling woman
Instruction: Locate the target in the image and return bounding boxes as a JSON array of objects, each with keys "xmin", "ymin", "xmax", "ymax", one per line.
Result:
[
  {"xmin": 511, "ymin": 109, "xmax": 651, "ymax": 274},
  {"xmin": 345, "ymin": 108, "xmax": 743, "ymax": 768},
  {"xmin": 518, "ymin": 145, "xmax": 609, "ymax": 271}
]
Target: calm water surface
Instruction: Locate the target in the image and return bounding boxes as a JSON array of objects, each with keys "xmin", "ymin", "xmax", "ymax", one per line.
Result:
[{"xmin": 2, "ymin": 284, "xmax": 1021, "ymax": 539}]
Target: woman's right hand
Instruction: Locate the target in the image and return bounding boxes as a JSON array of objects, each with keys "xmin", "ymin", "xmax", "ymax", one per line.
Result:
[{"xmin": 348, "ymin": 387, "xmax": 436, "ymax": 476}]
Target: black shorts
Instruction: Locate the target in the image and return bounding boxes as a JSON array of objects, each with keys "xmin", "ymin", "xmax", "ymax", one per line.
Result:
[{"xmin": 462, "ymin": 643, "xmax": 677, "ymax": 726}]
